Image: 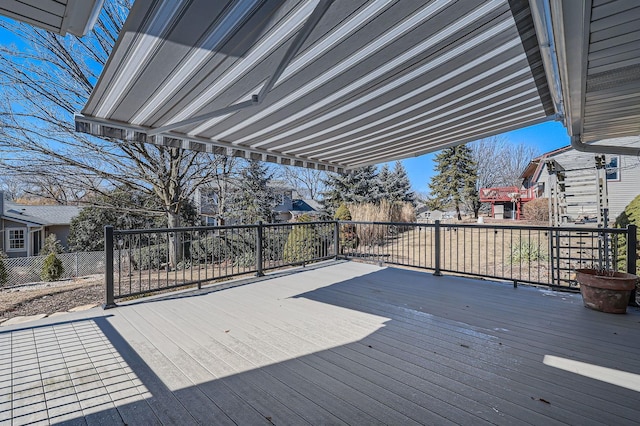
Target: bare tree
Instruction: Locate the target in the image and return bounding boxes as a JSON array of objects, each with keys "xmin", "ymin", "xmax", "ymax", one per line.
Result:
[
  {"xmin": 209, "ymin": 155, "xmax": 241, "ymax": 225},
  {"xmin": 470, "ymin": 136, "xmax": 540, "ymax": 188},
  {"xmin": 0, "ymin": 174, "xmax": 27, "ymax": 201},
  {"xmin": 0, "ymin": 1, "xmax": 226, "ymax": 266},
  {"xmin": 277, "ymin": 166, "xmax": 326, "ymax": 200}
]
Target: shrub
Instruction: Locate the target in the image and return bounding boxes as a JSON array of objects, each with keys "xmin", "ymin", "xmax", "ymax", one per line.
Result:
[
  {"xmin": 233, "ymin": 252, "xmax": 255, "ymax": 268},
  {"xmin": 41, "ymin": 253, "xmax": 64, "ymax": 281},
  {"xmin": 0, "ymin": 252, "xmax": 7, "ymax": 287},
  {"xmin": 614, "ymin": 194, "xmax": 640, "ymax": 275},
  {"xmin": 283, "ymin": 215, "xmax": 321, "ymax": 263},
  {"xmin": 42, "ymin": 234, "xmax": 64, "ymax": 255},
  {"xmin": 523, "ymin": 198, "xmax": 549, "ymax": 222},
  {"xmin": 133, "ymin": 244, "xmax": 169, "ymax": 270},
  {"xmin": 334, "ymin": 204, "xmax": 352, "ymax": 220},
  {"xmin": 508, "ymin": 239, "xmax": 548, "ymax": 264},
  {"xmin": 263, "ymin": 228, "xmax": 290, "ymax": 262}
]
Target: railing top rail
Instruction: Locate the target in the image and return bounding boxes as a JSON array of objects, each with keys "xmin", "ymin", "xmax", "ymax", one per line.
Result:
[
  {"xmin": 112, "ymin": 223, "xmax": 259, "ymax": 235},
  {"xmin": 340, "ymin": 220, "xmax": 424, "ymax": 226},
  {"xmin": 338, "ymin": 220, "xmax": 628, "ymax": 234},
  {"xmin": 109, "ymin": 220, "xmax": 629, "ymax": 236},
  {"xmin": 111, "ymin": 220, "xmax": 339, "ymax": 235},
  {"xmin": 262, "ymin": 220, "xmax": 336, "ymax": 228},
  {"xmin": 439, "ymin": 223, "xmax": 628, "ymax": 233}
]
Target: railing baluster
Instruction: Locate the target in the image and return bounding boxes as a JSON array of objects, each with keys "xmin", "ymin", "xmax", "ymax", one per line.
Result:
[{"xmin": 100, "ymin": 221, "xmax": 630, "ymax": 306}]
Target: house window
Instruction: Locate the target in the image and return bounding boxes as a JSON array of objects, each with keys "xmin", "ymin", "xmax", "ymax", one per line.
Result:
[
  {"xmin": 606, "ymin": 156, "xmax": 620, "ymax": 181},
  {"xmin": 7, "ymin": 228, "xmax": 26, "ymax": 251}
]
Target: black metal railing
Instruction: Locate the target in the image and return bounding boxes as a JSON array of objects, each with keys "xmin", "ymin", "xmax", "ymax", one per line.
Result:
[
  {"xmin": 339, "ymin": 221, "xmax": 636, "ymax": 290},
  {"xmin": 104, "ymin": 220, "xmax": 637, "ymax": 307},
  {"xmin": 104, "ymin": 221, "xmax": 337, "ymax": 306}
]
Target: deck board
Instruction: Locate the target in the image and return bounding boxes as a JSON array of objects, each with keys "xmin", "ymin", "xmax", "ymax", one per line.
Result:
[{"xmin": 2, "ymin": 261, "xmax": 640, "ymax": 425}]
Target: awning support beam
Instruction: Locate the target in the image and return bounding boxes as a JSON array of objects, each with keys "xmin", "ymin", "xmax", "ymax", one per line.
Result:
[{"xmin": 148, "ymin": 0, "xmax": 334, "ymax": 137}]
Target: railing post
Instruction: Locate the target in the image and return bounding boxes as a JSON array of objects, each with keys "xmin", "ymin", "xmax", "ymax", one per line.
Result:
[
  {"xmin": 433, "ymin": 220, "xmax": 442, "ymax": 276},
  {"xmin": 256, "ymin": 221, "xmax": 264, "ymax": 277},
  {"xmin": 103, "ymin": 226, "xmax": 117, "ymax": 309},
  {"xmin": 334, "ymin": 221, "xmax": 340, "ymax": 259},
  {"xmin": 627, "ymin": 224, "xmax": 637, "ymax": 306},
  {"xmin": 626, "ymin": 225, "xmax": 637, "ymax": 274}
]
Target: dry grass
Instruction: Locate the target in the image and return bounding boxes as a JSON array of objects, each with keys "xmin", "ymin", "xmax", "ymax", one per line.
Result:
[
  {"xmin": 349, "ymin": 201, "xmax": 416, "ymax": 246},
  {"xmin": 345, "ymin": 224, "xmax": 593, "ymax": 288},
  {"xmin": 349, "ymin": 200, "xmax": 415, "ymax": 223}
]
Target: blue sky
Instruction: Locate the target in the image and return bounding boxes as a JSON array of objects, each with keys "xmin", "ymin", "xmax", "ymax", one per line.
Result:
[{"xmin": 397, "ymin": 120, "xmax": 570, "ymax": 194}]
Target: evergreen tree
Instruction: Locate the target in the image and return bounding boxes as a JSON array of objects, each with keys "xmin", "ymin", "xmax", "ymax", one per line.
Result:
[
  {"xmin": 377, "ymin": 164, "xmax": 392, "ymax": 201},
  {"xmin": 42, "ymin": 234, "xmax": 64, "ymax": 255},
  {"xmin": 321, "ymin": 173, "xmax": 349, "ymax": 216},
  {"xmin": 229, "ymin": 160, "xmax": 275, "ymax": 224},
  {"xmin": 346, "ymin": 165, "xmax": 381, "ymax": 203},
  {"xmin": 41, "ymin": 253, "xmax": 64, "ymax": 282},
  {"xmin": 283, "ymin": 214, "xmax": 320, "ymax": 263},
  {"xmin": 321, "ymin": 166, "xmax": 380, "ymax": 214},
  {"xmin": 428, "ymin": 145, "xmax": 478, "ymax": 220},
  {"xmin": 389, "ymin": 161, "xmax": 415, "ymax": 204}
]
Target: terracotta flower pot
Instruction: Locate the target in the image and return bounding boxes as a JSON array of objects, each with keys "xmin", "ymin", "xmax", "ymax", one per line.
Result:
[{"xmin": 575, "ymin": 269, "xmax": 638, "ymax": 314}]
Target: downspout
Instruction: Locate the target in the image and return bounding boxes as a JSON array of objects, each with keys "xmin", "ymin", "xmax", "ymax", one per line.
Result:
[{"xmin": 571, "ymin": 136, "xmax": 640, "ymax": 157}]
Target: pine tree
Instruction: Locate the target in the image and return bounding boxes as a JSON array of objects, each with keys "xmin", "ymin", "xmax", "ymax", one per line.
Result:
[
  {"xmin": 321, "ymin": 173, "xmax": 349, "ymax": 216},
  {"xmin": 346, "ymin": 165, "xmax": 380, "ymax": 203},
  {"xmin": 229, "ymin": 160, "xmax": 275, "ymax": 224},
  {"xmin": 378, "ymin": 164, "xmax": 392, "ymax": 201},
  {"xmin": 428, "ymin": 145, "xmax": 478, "ymax": 220},
  {"xmin": 390, "ymin": 161, "xmax": 415, "ymax": 205},
  {"xmin": 321, "ymin": 166, "xmax": 380, "ymax": 214}
]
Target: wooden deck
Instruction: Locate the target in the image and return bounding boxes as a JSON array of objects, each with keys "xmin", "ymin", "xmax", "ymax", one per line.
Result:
[{"xmin": 2, "ymin": 261, "xmax": 640, "ymax": 425}]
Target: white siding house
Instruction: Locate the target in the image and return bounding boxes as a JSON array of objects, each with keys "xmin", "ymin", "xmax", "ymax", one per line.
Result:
[{"xmin": 532, "ymin": 136, "xmax": 640, "ymax": 224}]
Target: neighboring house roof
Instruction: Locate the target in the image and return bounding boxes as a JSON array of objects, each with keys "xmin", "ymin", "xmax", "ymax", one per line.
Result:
[
  {"xmin": 519, "ymin": 145, "xmax": 573, "ymax": 182},
  {"xmin": 525, "ymin": 136, "xmax": 640, "ymax": 184},
  {"xmin": 2, "ymin": 201, "xmax": 82, "ymax": 226},
  {"xmin": 292, "ymin": 199, "xmax": 322, "ymax": 213}
]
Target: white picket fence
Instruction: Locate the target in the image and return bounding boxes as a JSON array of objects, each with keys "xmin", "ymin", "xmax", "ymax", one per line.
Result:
[{"xmin": 1, "ymin": 251, "xmax": 104, "ymax": 287}]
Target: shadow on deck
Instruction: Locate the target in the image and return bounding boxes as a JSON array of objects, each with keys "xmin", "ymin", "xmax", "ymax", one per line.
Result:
[{"xmin": 2, "ymin": 262, "xmax": 640, "ymax": 425}]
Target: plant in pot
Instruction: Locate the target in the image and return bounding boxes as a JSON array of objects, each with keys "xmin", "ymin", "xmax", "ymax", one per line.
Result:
[{"xmin": 575, "ymin": 267, "xmax": 638, "ymax": 314}]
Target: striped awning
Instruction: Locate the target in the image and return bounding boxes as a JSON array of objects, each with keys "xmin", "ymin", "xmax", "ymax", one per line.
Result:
[{"xmin": 76, "ymin": 0, "xmax": 555, "ymax": 171}]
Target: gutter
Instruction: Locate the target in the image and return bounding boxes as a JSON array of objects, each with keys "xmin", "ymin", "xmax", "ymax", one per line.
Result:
[
  {"xmin": 532, "ymin": 1, "xmax": 640, "ymax": 158},
  {"xmin": 571, "ymin": 136, "xmax": 640, "ymax": 157}
]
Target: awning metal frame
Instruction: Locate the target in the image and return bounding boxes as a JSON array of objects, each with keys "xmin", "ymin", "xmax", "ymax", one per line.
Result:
[{"xmin": 75, "ymin": 114, "xmax": 348, "ymax": 173}]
